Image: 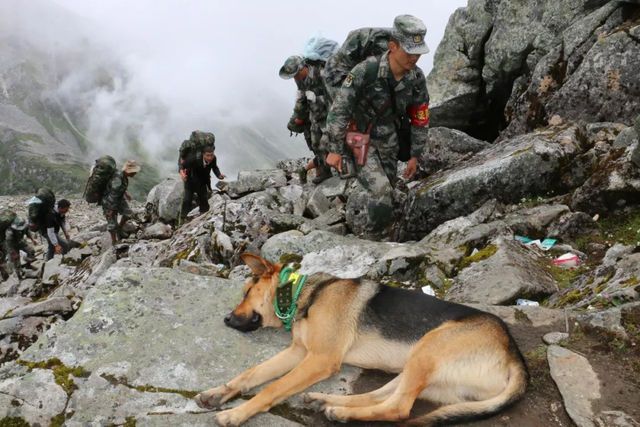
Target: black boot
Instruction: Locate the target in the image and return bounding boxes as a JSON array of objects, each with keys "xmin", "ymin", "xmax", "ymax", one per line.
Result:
[
  {"xmin": 297, "ymin": 167, "xmax": 308, "ymax": 184},
  {"xmin": 312, "ymin": 166, "xmax": 332, "ymax": 184}
]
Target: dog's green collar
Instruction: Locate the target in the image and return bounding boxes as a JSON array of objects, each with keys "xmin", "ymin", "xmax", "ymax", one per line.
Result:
[{"xmin": 275, "ymin": 266, "xmax": 307, "ymax": 331}]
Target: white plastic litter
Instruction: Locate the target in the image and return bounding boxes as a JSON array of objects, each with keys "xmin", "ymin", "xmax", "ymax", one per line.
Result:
[
  {"xmin": 553, "ymin": 252, "xmax": 579, "ymax": 269},
  {"xmin": 421, "ymin": 285, "xmax": 435, "ymax": 296},
  {"xmin": 516, "ymin": 299, "xmax": 540, "ymax": 306}
]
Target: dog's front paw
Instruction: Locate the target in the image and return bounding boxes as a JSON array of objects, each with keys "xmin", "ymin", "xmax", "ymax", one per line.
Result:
[
  {"xmin": 215, "ymin": 408, "xmax": 243, "ymax": 427},
  {"xmin": 302, "ymin": 392, "xmax": 327, "ymax": 411},
  {"xmin": 324, "ymin": 406, "xmax": 349, "ymax": 423},
  {"xmin": 194, "ymin": 385, "xmax": 236, "ymax": 409}
]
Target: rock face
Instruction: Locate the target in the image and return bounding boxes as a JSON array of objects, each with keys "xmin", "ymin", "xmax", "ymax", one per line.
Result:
[
  {"xmin": 0, "ymin": 267, "xmax": 359, "ymax": 426},
  {"xmin": 404, "ymin": 123, "xmax": 585, "ymax": 238},
  {"xmin": 428, "ymin": 0, "xmax": 640, "ymax": 140},
  {"xmin": 447, "ymin": 236, "xmax": 557, "ymax": 305},
  {"xmin": 547, "ymin": 345, "xmax": 601, "ymax": 427}
]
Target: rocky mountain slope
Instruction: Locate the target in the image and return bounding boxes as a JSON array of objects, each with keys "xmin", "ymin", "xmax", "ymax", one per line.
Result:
[{"xmin": 1, "ymin": 0, "xmax": 640, "ymax": 426}]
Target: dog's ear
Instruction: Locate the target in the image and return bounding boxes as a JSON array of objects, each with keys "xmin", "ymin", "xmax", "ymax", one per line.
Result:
[{"xmin": 241, "ymin": 253, "xmax": 275, "ymax": 276}]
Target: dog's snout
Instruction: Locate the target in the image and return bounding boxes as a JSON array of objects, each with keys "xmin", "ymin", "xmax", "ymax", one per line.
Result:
[
  {"xmin": 224, "ymin": 313, "xmax": 233, "ymax": 325},
  {"xmin": 224, "ymin": 310, "xmax": 262, "ymax": 332}
]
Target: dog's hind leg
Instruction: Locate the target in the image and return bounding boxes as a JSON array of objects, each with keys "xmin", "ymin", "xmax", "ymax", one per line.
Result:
[
  {"xmin": 304, "ymin": 374, "xmax": 401, "ymax": 409},
  {"xmin": 323, "ymin": 328, "xmax": 445, "ymax": 422},
  {"xmin": 194, "ymin": 342, "xmax": 306, "ymax": 409},
  {"xmin": 324, "ymin": 369, "xmax": 427, "ymax": 422}
]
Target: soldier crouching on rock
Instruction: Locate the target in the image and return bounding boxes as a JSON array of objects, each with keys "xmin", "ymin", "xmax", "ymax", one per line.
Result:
[
  {"xmin": 102, "ymin": 160, "xmax": 140, "ymax": 245},
  {"xmin": 180, "ymin": 144, "xmax": 226, "ymax": 222},
  {"xmin": 2, "ymin": 217, "xmax": 37, "ymax": 279}
]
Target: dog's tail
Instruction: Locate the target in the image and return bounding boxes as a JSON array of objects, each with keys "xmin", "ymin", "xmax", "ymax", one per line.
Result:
[{"xmin": 402, "ymin": 360, "xmax": 528, "ymax": 426}]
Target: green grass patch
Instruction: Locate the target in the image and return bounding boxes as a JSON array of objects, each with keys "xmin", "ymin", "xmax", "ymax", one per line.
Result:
[
  {"xmin": 17, "ymin": 358, "xmax": 89, "ymax": 397},
  {"xmin": 100, "ymin": 373, "xmax": 198, "ymax": 399},
  {"xmin": 547, "ymin": 264, "xmax": 587, "ymax": 289},
  {"xmin": 458, "ymin": 244, "xmax": 498, "ymax": 270}
]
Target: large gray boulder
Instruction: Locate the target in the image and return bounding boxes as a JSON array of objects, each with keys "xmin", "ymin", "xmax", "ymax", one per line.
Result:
[
  {"xmin": 446, "ymin": 236, "xmax": 558, "ymax": 305},
  {"xmin": 403, "ymin": 124, "xmax": 585, "ymax": 238},
  {"xmin": 547, "ymin": 345, "xmax": 601, "ymax": 427},
  {"xmin": 0, "ymin": 267, "xmax": 361, "ymax": 425},
  {"xmin": 226, "ymin": 170, "xmax": 287, "ymax": 198},
  {"xmin": 261, "ymin": 230, "xmax": 423, "ymax": 280},
  {"xmin": 146, "ymin": 176, "xmax": 184, "ymax": 223},
  {"xmin": 419, "ymin": 127, "xmax": 490, "ymax": 176}
]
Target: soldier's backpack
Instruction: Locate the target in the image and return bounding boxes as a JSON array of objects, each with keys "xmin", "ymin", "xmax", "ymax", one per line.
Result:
[
  {"xmin": 27, "ymin": 187, "xmax": 55, "ymax": 232},
  {"xmin": 178, "ymin": 130, "xmax": 215, "ymax": 171},
  {"xmin": 0, "ymin": 210, "xmax": 17, "ymax": 235},
  {"xmin": 302, "ymin": 36, "xmax": 339, "ymax": 62},
  {"xmin": 84, "ymin": 155, "xmax": 117, "ymax": 204},
  {"xmin": 322, "ymin": 27, "xmax": 391, "ymax": 92}
]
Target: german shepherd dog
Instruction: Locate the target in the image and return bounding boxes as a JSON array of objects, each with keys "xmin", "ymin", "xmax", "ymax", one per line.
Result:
[{"xmin": 195, "ymin": 254, "xmax": 528, "ymax": 426}]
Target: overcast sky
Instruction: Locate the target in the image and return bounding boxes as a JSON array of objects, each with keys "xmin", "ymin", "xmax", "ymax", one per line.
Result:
[{"xmin": 12, "ymin": 0, "xmax": 468, "ymax": 174}]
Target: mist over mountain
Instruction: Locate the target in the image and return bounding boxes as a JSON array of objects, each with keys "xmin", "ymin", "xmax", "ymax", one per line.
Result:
[{"xmin": 0, "ymin": 0, "xmax": 307, "ymax": 197}]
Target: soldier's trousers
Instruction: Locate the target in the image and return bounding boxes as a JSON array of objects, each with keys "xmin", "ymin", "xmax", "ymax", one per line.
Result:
[
  {"xmin": 345, "ymin": 147, "xmax": 396, "ymax": 239},
  {"xmin": 1, "ymin": 240, "xmax": 35, "ymax": 269},
  {"xmin": 102, "ymin": 200, "xmax": 133, "ymax": 232},
  {"xmin": 46, "ymin": 234, "xmax": 70, "ymax": 261},
  {"xmin": 308, "ymin": 129, "xmax": 329, "ymax": 170},
  {"xmin": 182, "ymin": 179, "xmax": 209, "ymax": 218}
]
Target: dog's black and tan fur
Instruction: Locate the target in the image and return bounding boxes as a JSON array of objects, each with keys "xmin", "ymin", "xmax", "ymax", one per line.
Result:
[{"xmin": 195, "ymin": 254, "xmax": 528, "ymax": 426}]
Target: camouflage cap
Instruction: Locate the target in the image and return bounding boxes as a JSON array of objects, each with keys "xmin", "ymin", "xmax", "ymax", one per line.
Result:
[
  {"xmin": 392, "ymin": 14, "xmax": 429, "ymax": 55},
  {"xmin": 11, "ymin": 217, "xmax": 27, "ymax": 231},
  {"xmin": 279, "ymin": 55, "xmax": 304, "ymax": 79}
]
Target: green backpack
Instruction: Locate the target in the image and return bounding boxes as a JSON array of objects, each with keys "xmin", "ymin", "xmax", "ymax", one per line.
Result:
[
  {"xmin": 322, "ymin": 27, "xmax": 391, "ymax": 92},
  {"xmin": 178, "ymin": 130, "xmax": 215, "ymax": 170},
  {"xmin": 0, "ymin": 210, "xmax": 17, "ymax": 235},
  {"xmin": 28, "ymin": 187, "xmax": 55, "ymax": 232},
  {"xmin": 85, "ymin": 155, "xmax": 117, "ymax": 204}
]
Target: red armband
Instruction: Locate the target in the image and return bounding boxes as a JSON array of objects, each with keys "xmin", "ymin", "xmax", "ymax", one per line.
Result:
[{"xmin": 409, "ymin": 103, "xmax": 429, "ymax": 126}]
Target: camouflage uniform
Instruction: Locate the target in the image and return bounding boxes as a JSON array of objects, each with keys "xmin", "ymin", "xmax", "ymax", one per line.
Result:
[
  {"xmin": 101, "ymin": 170, "xmax": 132, "ymax": 233},
  {"xmin": 287, "ymin": 85, "xmax": 313, "ymax": 151},
  {"xmin": 3, "ymin": 225, "xmax": 35, "ymax": 272},
  {"xmin": 281, "ymin": 57, "xmax": 332, "ymax": 173},
  {"xmin": 297, "ymin": 61, "xmax": 332, "ymax": 168},
  {"xmin": 325, "ymin": 16, "xmax": 430, "ymax": 238}
]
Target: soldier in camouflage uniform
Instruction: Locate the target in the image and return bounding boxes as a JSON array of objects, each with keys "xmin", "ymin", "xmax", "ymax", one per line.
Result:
[
  {"xmin": 2, "ymin": 217, "xmax": 36, "ymax": 279},
  {"xmin": 325, "ymin": 15, "xmax": 431, "ymax": 239},
  {"xmin": 102, "ymin": 160, "xmax": 140, "ymax": 244},
  {"xmin": 280, "ymin": 55, "xmax": 333, "ymax": 184}
]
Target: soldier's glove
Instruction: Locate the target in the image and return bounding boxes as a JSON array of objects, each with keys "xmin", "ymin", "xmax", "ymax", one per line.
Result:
[{"xmin": 287, "ymin": 118, "xmax": 307, "ymax": 134}]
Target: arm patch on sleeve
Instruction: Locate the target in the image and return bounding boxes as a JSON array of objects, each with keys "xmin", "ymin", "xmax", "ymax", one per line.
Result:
[
  {"xmin": 409, "ymin": 103, "xmax": 429, "ymax": 126},
  {"xmin": 344, "ymin": 72, "xmax": 354, "ymax": 88}
]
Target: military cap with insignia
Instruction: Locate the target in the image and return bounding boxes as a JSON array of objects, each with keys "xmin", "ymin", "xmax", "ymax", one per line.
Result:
[{"xmin": 391, "ymin": 14, "xmax": 430, "ymax": 55}]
